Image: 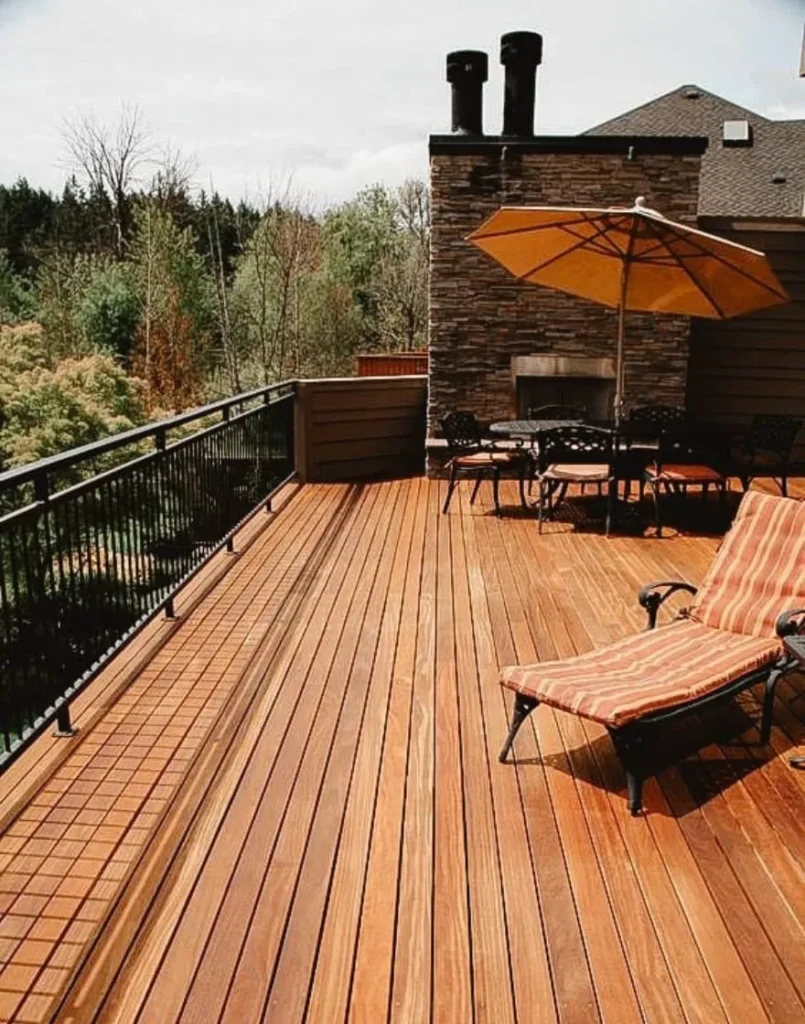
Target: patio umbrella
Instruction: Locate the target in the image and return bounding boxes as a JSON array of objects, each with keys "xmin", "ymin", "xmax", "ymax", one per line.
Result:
[{"xmin": 467, "ymin": 197, "xmax": 789, "ymax": 425}]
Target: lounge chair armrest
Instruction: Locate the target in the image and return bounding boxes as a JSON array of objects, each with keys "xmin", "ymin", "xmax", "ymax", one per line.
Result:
[
  {"xmin": 775, "ymin": 608, "xmax": 805, "ymax": 637},
  {"xmin": 639, "ymin": 580, "xmax": 698, "ymax": 629}
]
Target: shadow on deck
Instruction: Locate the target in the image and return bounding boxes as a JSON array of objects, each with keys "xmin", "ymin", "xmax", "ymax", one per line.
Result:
[{"xmin": 0, "ymin": 478, "xmax": 804, "ymax": 1023}]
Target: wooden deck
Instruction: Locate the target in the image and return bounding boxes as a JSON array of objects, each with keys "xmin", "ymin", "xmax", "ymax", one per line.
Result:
[{"xmin": 1, "ymin": 477, "xmax": 805, "ymax": 1023}]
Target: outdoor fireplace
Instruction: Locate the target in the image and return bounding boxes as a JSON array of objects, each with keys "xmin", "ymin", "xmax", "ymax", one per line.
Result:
[
  {"xmin": 425, "ymin": 28, "xmax": 706, "ymax": 471},
  {"xmin": 512, "ymin": 356, "xmax": 615, "ymax": 420}
]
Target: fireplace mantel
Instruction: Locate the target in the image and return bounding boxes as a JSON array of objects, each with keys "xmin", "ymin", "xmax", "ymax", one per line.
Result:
[{"xmin": 511, "ymin": 355, "xmax": 616, "ymax": 380}]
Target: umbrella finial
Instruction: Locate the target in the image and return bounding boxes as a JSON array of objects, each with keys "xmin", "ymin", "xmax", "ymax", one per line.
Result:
[{"xmin": 633, "ymin": 195, "xmax": 665, "ymax": 218}]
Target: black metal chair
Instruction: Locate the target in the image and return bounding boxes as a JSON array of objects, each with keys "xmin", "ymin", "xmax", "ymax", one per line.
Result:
[
  {"xmin": 623, "ymin": 404, "xmax": 686, "ymax": 444},
  {"xmin": 728, "ymin": 414, "xmax": 802, "ymax": 497},
  {"xmin": 441, "ymin": 411, "xmax": 529, "ymax": 515},
  {"xmin": 535, "ymin": 424, "xmax": 615, "ymax": 535},
  {"xmin": 643, "ymin": 425, "xmax": 728, "ymax": 536},
  {"xmin": 527, "ymin": 403, "xmax": 588, "ymax": 423},
  {"xmin": 619, "ymin": 406, "xmax": 686, "ymax": 501}
]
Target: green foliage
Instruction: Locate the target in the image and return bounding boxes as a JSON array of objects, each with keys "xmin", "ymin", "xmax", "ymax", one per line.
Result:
[
  {"xmin": 0, "ymin": 323, "xmax": 147, "ymax": 468},
  {"xmin": 0, "ymin": 249, "xmax": 33, "ymax": 323},
  {"xmin": 33, "ymin": 251, "xmax": 98, "ymax": 360},
  {"xmin": 76, "ymin": 260, "xmax": 140, "ymax": 360},
  {"xmin": 321, "ymin": 180, "xmax": 429, "ymax": 352}
]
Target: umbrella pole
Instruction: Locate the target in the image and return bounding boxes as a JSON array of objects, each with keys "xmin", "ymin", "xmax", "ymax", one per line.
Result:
[{"xmin": 614, "ymin": 261, "xmax": 629, "ymax": 429}]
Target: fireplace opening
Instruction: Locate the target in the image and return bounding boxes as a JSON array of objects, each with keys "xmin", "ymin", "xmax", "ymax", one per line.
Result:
[
  {"xmin": 511, "ymin": 355, "xmax": 616, "ymax": 421},
  {"xmin": 515, "ymin": 376, "xmax": 614, "ymax": 420}
]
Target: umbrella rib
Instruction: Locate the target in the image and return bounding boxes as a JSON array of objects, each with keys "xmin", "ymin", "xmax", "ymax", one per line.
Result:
[
  {"xmin": 556, "ymin": 223, "xmax": 627, "ymax": 257},
  {"xmin": 649, "ymin": 218, "xmax": 789, "ymax": 300},
  {"xmin": 471, "ymin": 212, "xmax": 604, "ymax": 241},
  {"xmin": 644, "ymin": 219, "xmax": 725, "ymax": 317},
  {"xmin": 516, "ymin": 213, "xmax": 634, "ymax": 280}
]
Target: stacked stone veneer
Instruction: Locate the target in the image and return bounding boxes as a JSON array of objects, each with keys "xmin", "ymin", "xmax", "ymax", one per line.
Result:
[{"xmin": 427, "ymin": 140, "xmax": 703, "ymax": 470}]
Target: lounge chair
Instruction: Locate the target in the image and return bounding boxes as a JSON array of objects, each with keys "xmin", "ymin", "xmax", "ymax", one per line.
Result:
[{"xmin": 498, "ymin": 491, "xmax": 805, "ymax": 814}]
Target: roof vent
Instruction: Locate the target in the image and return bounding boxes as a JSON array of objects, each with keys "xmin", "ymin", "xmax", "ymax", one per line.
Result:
[
  {"xmin": 772, "ymin": 172, "xmax": 787, "ymax": 185},
  {"xmin": 683, "ymin": 87, "xmax": 701, "ymax": 99},
  {"xmin": 722, "ymin": 119, "xmax": 752, "ymax": 147}
]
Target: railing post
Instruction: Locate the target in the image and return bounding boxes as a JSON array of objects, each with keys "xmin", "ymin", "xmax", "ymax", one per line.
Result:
[
  {"xmin": 34, "ymin": 472, "xmax": 50, "ymax": 504},
  {"xmin": 53, "ymin": 704, "xmax": 76, "ymax": 737},
  {"xmin": 165, "ymin": 596, "xmax": 176, "ymax": 619}
]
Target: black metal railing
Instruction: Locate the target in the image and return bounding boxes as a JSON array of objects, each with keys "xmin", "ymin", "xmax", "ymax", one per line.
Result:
[{"xmin": 0, "ymin": 382, "xmax": 296, "ymax": 764}]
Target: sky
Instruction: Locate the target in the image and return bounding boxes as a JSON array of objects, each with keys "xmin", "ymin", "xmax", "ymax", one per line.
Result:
[{"xmin": 0, "ymin": 0, "xmax": 803, "ymax": 207}]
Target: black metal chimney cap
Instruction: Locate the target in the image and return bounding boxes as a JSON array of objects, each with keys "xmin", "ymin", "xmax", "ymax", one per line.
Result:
[
  {"xmin": 500, "ymin": 31, "xmax": 543, "ymax": 67},
  {"xmin": 446, "ymin": 50, "xmax": 489, "ymax": 83}
]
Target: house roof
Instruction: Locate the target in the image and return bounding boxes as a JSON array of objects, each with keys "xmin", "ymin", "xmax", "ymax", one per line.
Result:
[{"xmin": 585, "ymin": 84, "xmax": 805, "ymax": 219}]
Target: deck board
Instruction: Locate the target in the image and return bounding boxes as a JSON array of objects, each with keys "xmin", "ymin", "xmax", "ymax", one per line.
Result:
[{"xmin": 1, "ymin": 478, "xmax": 805, "ymax": 1024}]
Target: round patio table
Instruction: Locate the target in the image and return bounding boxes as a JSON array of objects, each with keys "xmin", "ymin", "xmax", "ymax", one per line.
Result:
[{"xmin": 489, "ymin": 418, "xmax": 583, "ymax": 439}]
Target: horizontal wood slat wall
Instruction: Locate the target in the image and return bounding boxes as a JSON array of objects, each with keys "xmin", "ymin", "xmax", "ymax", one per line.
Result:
[
  {"xmin": 296, "ymin": 376, "xmax": 427, "ymax": 482},
  {"xmin": 355, "ymin": 353, "xmax": 429, "ymax": 376},
  {"xmin": 688, "ymin": 226, "xmax": 805, "ymax": 464}
]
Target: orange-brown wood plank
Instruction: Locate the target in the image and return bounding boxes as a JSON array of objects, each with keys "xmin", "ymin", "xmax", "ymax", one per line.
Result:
[
  {"xmin": 388, "ymin": 479, "xmax": 438, "ymax": 1024},
  {"xmin": 347, "ymin": 478, "xmax": 429, "ymax": 1024}
]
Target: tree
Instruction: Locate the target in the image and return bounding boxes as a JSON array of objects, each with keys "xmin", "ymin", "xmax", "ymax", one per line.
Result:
[
  {"xmin": 75, "ymin": 260, "xmax": 140, "ymax": 361},
  {"xmin": 230, "ymin": 198, "xmax": 319, "ymax": 385},
  {"xmin": 33, "ymin": 250, "xmax": 97, "ymax": 360},
  {"xmin": 320, "ymin": 181, "xmax": 429, "ymax": 352},
  {"xmin": 0, "ymin": 323, "xmax": 147, "ymax": 469},
  {"xmin": 64, "ymin": 105, "xmax": 151, "ymax": 259},
  {"xmin": 128, "ymin": 200, "xmax": 214, "ymax": 409}
]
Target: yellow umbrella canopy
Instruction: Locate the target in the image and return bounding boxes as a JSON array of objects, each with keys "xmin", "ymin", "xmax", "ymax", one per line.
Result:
[{"xmin": 467, "ymin": 197, "xmax": 789, "ymax": 421}]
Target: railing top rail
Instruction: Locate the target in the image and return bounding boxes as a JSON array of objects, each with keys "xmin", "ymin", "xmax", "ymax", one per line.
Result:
[{"xmin": 0, "ymin": 380, "xmax": 296, "ymax": 491}]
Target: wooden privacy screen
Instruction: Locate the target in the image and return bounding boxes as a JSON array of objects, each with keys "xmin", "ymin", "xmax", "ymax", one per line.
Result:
[
  {"xmin": 295, "ymin": 376, "xmax": 427, "ymax": 481},
  {"xmin": 688, "ymin": 225, "xmax": 805, "ymax": 467},
  {"xmin": 355, "ymin": 352, "xmax": 429, "ymax": 376}
]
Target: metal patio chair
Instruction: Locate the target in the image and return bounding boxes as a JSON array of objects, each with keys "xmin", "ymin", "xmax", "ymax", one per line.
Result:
[
  {"xmin": 728, "ymin": 414, "xmax": 802, "ymax": 497},
  {"xmin": 535, "ymin": 424, "xmax": 615, "ymax": 535},
  {"xmin": 498, "ymin": 490, "xmax": 805, "ymax": 815},
  {"xmin": 441, "ymin": 411, "xmax": 529, "ymax": 515},
  {"xmin": 643, "ymin": 424, "xmax": 729, "ymax": 537}
]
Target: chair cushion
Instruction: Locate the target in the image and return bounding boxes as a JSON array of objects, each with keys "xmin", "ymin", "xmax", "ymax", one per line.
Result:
[
  {"xmin": 541, "ymin": 463, "xmax": 611, "ymax": 482},
  {"xmin": 689, "ymin": 490, "xmax": 805, "ymax": 638},
  {"xmin": 647, "ymin": 464, "xmax": 724, "ymax": 483},
  {"xmin": 500, "ymin": 620, "xmax": 780, "ymax": 728},
  {"xmin": 450, "ymin": 451, "xmax": 518, "ymax": 467}
]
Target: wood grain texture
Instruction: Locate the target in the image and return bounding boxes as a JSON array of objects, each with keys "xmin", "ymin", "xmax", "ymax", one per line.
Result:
[{"xmin": 2, "ymin": 477, "xmax": 805, "ymax": 1024}]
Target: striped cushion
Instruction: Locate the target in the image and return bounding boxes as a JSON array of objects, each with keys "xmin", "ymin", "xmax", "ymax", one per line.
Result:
[
  {"xmin": 500, "ymin": 620, "xmax": 780, "ymax": 728},
  {"xmin": 689, "ymin": 491, "xmax": 805, "ymax": 638}
]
